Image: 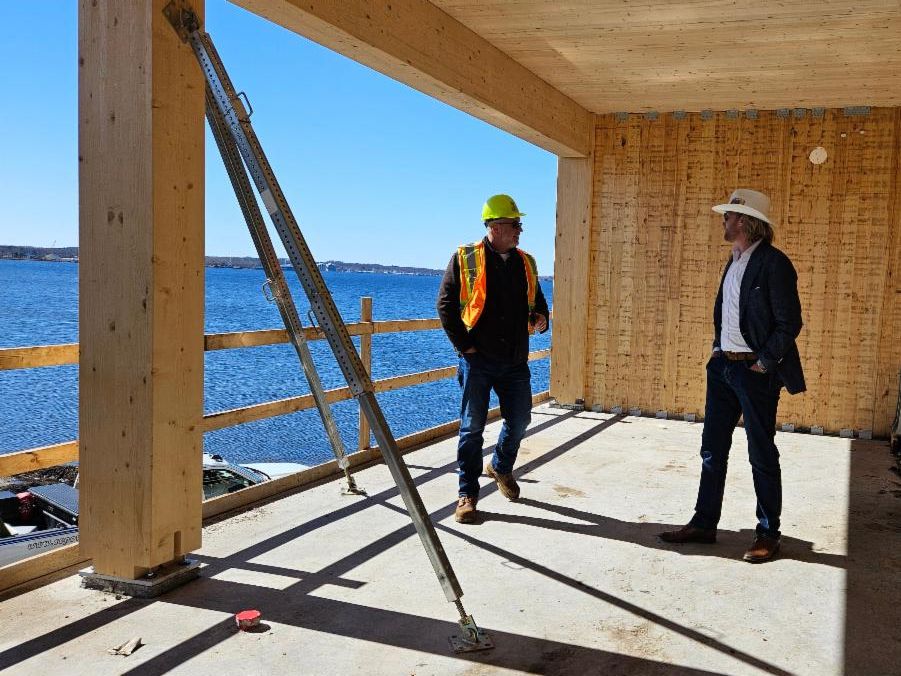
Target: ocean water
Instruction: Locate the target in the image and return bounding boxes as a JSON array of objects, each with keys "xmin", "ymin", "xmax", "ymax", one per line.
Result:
[{"xmin": 0, "ymin": 259, "xmax": 552, "ymax": 466}]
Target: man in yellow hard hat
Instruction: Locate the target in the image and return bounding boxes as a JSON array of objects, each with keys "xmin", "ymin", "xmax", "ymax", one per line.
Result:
[{"xmin": 437, "ymin": 194, "xmax": 549, "ymax": 524}]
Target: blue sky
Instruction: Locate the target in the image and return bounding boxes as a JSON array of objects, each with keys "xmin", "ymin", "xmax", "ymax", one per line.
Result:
[{"xmin": 0, "ymin": 2, "xmax": 557, "ymax": 272}]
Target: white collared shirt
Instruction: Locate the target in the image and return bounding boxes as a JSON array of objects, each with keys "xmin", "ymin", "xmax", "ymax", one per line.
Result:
[{"xmin": 721, "ymin": 239, "xmax": 762, "ymax": 352}]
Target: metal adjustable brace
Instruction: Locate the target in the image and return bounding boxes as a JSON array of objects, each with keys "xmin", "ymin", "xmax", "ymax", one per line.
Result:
[{"xmin": 167, "ymin": 0, "xmax": 487, "ymax": 651}]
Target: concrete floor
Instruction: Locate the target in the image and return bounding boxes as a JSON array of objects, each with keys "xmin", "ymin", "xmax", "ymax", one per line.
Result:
[{"xmin": 1, "ymin": 405, "xmax": 899, "ymax": 675}]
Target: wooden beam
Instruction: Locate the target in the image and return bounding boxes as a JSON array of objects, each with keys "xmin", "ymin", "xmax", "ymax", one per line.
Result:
[
  {"xmin": 550, "ymin": 142, "xmax": 595, "ymax": 404},
  {"xmin": 78, "ymin": 0, "xmax": 205, "ymax": 578},
  {"xmin": 0, "ymin": 319, "xmax": 450, "ymax": 371},
  {"xmin": 228, "ymin": 0, "xmax": 592, "ymax": 157},
  {"xmin": 202, "ymin": 389, "xmax": 551, "ymax": 519},
  {"xmin": 0, "ymin": 543, "xmax": 88, "ymax": 601},
  {"xmin": 0, "ymin": 344, "xmax": 78, "ymax": 370},
  {"xmin": 1, "ymin": 391, "xmax": 549, "ymax": 594},
  {"xmin": 0, "ymin": 441, "xmax": 79, "ymax": 478},
  {"xmin": 199, "ymin": 386, "xmax": 353, "ymax": 433}
]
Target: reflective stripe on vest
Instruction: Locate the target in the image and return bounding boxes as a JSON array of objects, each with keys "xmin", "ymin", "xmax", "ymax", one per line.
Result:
[{"xmin": 457, "ymin": 241, "xmax": 537, "ymax": 330}]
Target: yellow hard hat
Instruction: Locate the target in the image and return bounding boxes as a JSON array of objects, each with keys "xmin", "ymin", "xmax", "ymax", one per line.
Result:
[{"xmin": 482, "ymin": 194, "xmax": 525, "ymax": 221}]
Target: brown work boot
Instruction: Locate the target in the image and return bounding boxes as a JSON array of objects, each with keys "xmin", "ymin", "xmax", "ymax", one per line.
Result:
[
  {"xmin": 485, "ymin": 463, "xmax": 520, "ymax": 501},
  {"xmin": 743, "ymin": 534, "xmax": 780, "ymax": 563},
  {"xmin": 454, "ymin": 495, "xmax": 478, "ymax": 524},
  {"xmin": 658, "ymin": 524, "xmax": 717, "ymax": 544}
]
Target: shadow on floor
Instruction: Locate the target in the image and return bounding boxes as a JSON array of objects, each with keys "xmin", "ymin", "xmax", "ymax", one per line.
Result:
[
  {"xmin": 9, "ymin": 411, "xmax": 886, "ymax": 676},
  {"xmin": 482, "ymin": 497, "xmax": 845, "ymax": 568},
  {"xmin": 843, "ymin": 439, "xmax": 901, "ymax": 675}
]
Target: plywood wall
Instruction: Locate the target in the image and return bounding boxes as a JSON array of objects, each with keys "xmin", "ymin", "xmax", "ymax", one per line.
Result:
[{"xmin": 586, "ymin": 108, "xmax": 901, "ymax": 436}]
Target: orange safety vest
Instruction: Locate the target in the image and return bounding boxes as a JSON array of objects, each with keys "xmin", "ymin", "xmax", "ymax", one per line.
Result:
[{"xmin": 457, "ymin": 241, "xmax": 538, "ymax": 330}]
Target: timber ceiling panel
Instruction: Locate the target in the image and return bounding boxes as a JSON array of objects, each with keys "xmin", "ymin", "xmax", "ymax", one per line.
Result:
[{"xmin": 431, "ymin": 1, "xmax": 901, "ymax": 113}]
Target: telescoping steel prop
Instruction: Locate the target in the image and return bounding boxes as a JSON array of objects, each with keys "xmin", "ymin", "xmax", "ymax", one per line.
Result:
[
  {"xmin": 205, "ymin": 86, "xmax": 363, "ymax": 497},
  {"xmin": 164, "ymin": 3, "xmax": 491, "ymax": 652}
]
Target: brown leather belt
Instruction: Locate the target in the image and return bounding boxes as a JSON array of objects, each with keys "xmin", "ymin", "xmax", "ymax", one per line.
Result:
[{"xmin": 722, "ymin": 351, "xmax": 757, "ymax": 361}]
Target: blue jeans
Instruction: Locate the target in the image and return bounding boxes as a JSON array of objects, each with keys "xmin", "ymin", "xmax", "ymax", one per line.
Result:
[
  {"xmin": 690, "ymin": 354, "xmax": 783, "ymax": 537},
  {"xmin": 456, "ymin": 353, "xmax": 532, "ymax": 497}
]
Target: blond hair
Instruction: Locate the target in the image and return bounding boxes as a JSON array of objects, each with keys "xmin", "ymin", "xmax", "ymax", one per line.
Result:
[{"xmin": 741, "ymin": 214, "xmax": 774, "ymax": 244}]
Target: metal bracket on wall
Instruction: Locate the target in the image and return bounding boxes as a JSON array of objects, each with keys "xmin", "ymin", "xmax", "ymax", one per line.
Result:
[{"xmin": 844, "ymin": 106, "xmax": 871, "ymax": 117}]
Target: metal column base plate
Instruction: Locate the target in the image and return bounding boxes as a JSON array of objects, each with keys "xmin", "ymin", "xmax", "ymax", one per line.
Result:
[
  {"xmin": 80, "ymin": 559, "xmax": 200, "ymax": 598},
  {"xmin": 449, "ymin": 629, "xmax": 494, "ymax": 653}
]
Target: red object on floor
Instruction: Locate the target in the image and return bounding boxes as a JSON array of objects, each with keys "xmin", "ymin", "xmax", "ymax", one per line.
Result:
[{"xmin": 235, "ymin": 610, "xmax": 261, "ymax": 630}]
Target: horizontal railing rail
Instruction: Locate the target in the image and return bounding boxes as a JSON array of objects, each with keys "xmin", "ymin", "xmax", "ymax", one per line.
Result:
[
  {"xmin": 0, "ymin": 319, "xmax": 445, "ymax": 370},
  {"xmin": 0, "ymin": 299, "xmax": 552, "ymax": 594},
  {"xmin": 0, "ymin": 305, "xmax": 551, "ymax": 477}
]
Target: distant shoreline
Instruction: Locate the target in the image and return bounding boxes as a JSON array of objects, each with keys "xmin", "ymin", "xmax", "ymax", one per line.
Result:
[
  {"xmin": 0, "ymin": 247, "xmax": 553, "ymax": 280},
  {"xmin": 0, "ymin": 246, "xmax": 442, "ymax": 276}
]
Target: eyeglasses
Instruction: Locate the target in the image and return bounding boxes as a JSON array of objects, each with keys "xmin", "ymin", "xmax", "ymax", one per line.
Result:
[{"xmin": 491, "ymin": 219, "xmax": 523, "ymax": 230}]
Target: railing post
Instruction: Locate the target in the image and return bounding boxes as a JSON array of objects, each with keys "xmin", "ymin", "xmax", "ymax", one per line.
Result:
[{"xmin": 358, "ymin": 297, "xmax": 373, "ymax": 450}]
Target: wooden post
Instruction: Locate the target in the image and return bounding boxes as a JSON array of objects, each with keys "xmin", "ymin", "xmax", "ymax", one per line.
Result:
[
  {"xmin": 78, "ymin": 0, "xmax": 205, "ymax": 579},
  {"xmin": 358, "ymin": 297, "xmax": 373, "ymax": 450},
  {"xmin": 550, "ymin": 129, "xmax": 596, "ymax": 405}
]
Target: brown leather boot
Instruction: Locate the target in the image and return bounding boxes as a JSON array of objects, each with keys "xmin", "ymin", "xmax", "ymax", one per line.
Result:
[
  {"xmin": 485, "ymin": 463, "xmax": 520, "ymax": 501},
  {"xmin": 743, "ymin": 534, "xmax": 781, "ymax": 562},
  {"xmin": 454, "ymin": 495, "xmax": 478, "ymax": 524}
]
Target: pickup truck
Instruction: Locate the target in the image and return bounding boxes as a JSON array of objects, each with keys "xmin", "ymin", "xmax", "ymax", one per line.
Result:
[{"xmin": 0, "ymin": 454, "xmax": 308, "ymax": 568}]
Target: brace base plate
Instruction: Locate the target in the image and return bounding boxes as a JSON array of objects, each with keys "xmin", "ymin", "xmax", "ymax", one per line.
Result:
[{"xmin": 449, "ymin": 629, "xmax": 494, "ymax": 653}]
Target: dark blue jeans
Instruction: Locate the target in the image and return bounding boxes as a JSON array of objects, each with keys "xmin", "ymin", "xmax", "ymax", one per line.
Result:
[
  {"xmin": 456, "ymin": 353, "xmax": 532, "ymax": 497},
  {"xmin": 690, "ymin": 354, "xmax": 783, "ymax": 537}
]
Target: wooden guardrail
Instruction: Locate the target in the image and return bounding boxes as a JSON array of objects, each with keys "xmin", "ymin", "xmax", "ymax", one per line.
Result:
[
  {"xmin": 0, "ymin": 390, "xmax": 552, "ymax": 598},
  {"xmin": 0, "ymin": 298, "xmax": 552, "ymax": 595},
  {"xmin": 0, "ymin": 300, "xmax": 551, "ymax": 477}
]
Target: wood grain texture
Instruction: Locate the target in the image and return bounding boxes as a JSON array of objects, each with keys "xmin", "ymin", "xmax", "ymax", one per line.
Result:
[
  {"xmin": 586, "ymin": 108, "xmax": 901, "ymax": 435},
  {"xmin": 0, "ymin": 442, "xmax": 79, "ymax": 477},
  {"xmin": 432, "ymin": 1, "xmax": 901, "ymax": 113},
  {"xmin": 550, "ymin": 154, "xmax": 594, "ymax": 403},
  {"xmin": 0, "ymin": 344, "xmax": 79, "ymax": 370},
  {"xmin": 0, "ymin": 543, "xmax": 87, "ymax": 597},
  {"xmin": 229, "ymin": 0, "xmax": 591, "ymax": 156},
  {"xmin": 78, "ymin": 0, "xmax": 205, "ymax": 578}
]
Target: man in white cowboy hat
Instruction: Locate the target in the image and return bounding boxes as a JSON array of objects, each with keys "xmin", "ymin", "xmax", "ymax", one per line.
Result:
[{"xmin": 659, "ymin": 188, "xmax": 805, "ymax": 563}]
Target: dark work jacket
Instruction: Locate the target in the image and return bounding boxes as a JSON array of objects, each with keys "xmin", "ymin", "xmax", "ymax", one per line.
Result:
[
  {"xmin": 713, "ymin": 240, "xmax": 806, "ymax": 394},
  {"xmin": 436, "ymin": 237, "xmax": 549, "ymax": 364}
]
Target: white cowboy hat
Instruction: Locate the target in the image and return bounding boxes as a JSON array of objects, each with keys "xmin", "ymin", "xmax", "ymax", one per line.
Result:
[{"xmin": 712, "ymin": 189, "xmax": 773, "ymax": 225}]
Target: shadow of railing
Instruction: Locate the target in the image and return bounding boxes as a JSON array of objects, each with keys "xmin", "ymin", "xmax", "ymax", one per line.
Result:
[{"xmin": 4, "ymin": 410, "xmax": 863, "ymax": 675}]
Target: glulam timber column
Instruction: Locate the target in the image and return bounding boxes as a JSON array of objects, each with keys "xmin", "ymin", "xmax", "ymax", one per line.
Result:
[
  {"xmin": 550, "ymin": 125, "xmax": 595, "ymax": 406},
  {"xmin": 78, "ymin": 0, "xmax": 205, "ymax": 580}
]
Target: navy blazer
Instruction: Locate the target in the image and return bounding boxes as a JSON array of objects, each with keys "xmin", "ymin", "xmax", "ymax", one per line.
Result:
[{"xmin": 713, "ymin": 241, "xmax": 806, "ymax": 394}]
